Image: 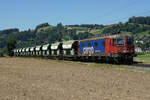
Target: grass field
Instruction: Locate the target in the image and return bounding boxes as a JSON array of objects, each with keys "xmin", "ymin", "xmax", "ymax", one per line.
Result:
[
  {"xmin": 134, "ymin": 53, "xmax": 150, "ymax": 64},
  {"xmin": 0, "ymin": 57, "xmax": 150, "ymax": 100}
]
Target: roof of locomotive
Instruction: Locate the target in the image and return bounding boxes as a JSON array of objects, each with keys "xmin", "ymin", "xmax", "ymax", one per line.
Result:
[{"xmin": 80, "ymin": 34, "xmax": 132, "ymax": 42}]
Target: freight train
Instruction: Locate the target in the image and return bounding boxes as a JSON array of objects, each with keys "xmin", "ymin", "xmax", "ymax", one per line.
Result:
[{"xmin": 13, "ymin": 33, "xmax": 135, "ymax": 64}]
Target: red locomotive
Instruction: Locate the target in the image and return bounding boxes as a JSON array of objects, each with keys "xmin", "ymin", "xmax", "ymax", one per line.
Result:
[
  {"xmin": 105, "ymin": 34, "xmax": 135, "ymax": 63},
  {"xmin": 79, "ymin": 33, "xmax": 135, "ymax": 64}
]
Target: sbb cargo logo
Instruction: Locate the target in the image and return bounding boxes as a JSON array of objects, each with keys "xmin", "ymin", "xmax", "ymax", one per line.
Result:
[{"xmin": 83, "ymin": 47, "xmax": 94, "ymax": 55}]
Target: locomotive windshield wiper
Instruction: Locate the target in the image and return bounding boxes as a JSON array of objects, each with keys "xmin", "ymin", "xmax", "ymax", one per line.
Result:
[{"xmin": 114, "ymin": 38, "xmax": 124, "ymax": 46}]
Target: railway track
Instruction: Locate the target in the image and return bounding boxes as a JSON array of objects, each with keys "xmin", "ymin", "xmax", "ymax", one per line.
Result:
[
  {"xmin": 18, "ymin": 57, "xmax": 150, "ymax": 71},
  {"xmin": 74, "ymin": 60, "xmax": 150, "ymax": 71},
  {"xmin": 123, "ymin": 63, "xmax": 150, "ymax": 71},
  {"xmin": 130, "ymin": 63, "xmax": 150, "ymax": 67}
]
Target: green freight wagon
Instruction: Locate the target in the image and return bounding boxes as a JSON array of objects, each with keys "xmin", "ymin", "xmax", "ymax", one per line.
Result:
[
  {"xmin": 42, "ymin": 44, "xmax": 51, "ymax": 57},
  {"xmin": 18, "ymin": 48, "xmax": 22, "ymax": 56},
  {"xmin": 14, "ymin": 49, "xmax": 17, "ymax": 56},
  {"xmin": 51, "ymin": 42, "xmax": 63, "ymax": 58},
  {"xmin": 30, "ymin": 47, "xmax": 35, "ymax": 56},
  {"xmin": 16, "ymin": 49, "xmax": 19, "ymax": 56},
  {"xmin": 62, "ymin": 40, "xmax": 78, "ymax": 59},
  {"xmin": 13, "ymin": 49, "xmax": 17, "ymax": 56},
  {"xmin": 25, "ymin": 47, "xmax": 30, "ymax": 56},
  {"xmin": 22, "ymin": 48, "xmax": 26, "ymax": 56},
  {"xmin": 35, "ymin": 45, "xmax": 42, "ymax": 57}
]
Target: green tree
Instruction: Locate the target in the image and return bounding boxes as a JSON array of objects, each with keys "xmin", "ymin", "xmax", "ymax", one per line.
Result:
[
  {"xmin": 56, "ymin": 23, "xmax": 64, "ymax": 42},
  {"xmin": 6, "ymin": 38, "xmax": 17, "ymax": 56},
  {"xmin": 35, "ymin": 23, "xmax": 49, "ymax": 32},
  {"xmin": 77, "ymin": 32, "xmax": 94, "ymax": 40},
  {"xmin": 0, "ymin": 51, "xmax": 3, "ymax": 57}
]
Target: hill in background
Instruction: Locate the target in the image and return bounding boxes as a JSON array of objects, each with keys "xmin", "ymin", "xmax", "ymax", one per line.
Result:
[{"xmin": 0, "ymin": 16, "xmax": 150, "ymax": 52}]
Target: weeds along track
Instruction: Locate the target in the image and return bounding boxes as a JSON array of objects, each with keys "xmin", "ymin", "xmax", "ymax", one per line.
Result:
[
  {"xmin": 65, "ymin": 60, "xmax": 150, "ymax": 71},
  {"xmin": 123, "ymin": 63, "xmax": 150, "ymax": 71},
  {"xmin": 12, "ymin": 57, "xmax": 150, "ymax": 71},
  {"xmin": 131, "ymin": 63, "xmax": 150, "ymax": 67}
]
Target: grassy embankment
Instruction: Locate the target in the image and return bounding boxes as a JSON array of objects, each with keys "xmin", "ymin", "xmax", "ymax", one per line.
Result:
[{"xmin": 134, "ymin": 53, "xmax": 150, "ymax": 64}]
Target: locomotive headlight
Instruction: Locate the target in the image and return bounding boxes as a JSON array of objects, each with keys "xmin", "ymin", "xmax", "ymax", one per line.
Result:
[
  {"xmin": 122, "ymin": 47, "xmax": 128, "ymax": 53},
  {"xmin": 130, "ymin": 50, "xmax": 133, "ymax": 52},
  {"xmin": 123, "ymin": 49, "xmax": 128, "ymax": 53},
  {"xmin": 123, "ymin": 50, "xmax": 126, "ymax": 53}
]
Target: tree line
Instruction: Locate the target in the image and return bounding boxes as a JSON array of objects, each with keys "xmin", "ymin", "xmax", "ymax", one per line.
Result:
[
  {"xmin": 129, "ymin": 16, "xmax": 150, "ymax": 25},
  {"xmin": 0, "ymin": 16, "xmax": 150, "ymax": 56}
]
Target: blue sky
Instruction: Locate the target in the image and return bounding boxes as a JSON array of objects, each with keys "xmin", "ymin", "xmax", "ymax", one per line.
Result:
[{"xmin": 0, "ymin": 0, "xmax": 150, "ymax": 31}]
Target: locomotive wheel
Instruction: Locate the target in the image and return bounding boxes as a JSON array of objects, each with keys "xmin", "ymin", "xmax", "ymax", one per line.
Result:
[
  {"xmin": 114, "ymin": 57, "xmax": 121, "ymax": 64},
  {"xmin": 109, "ymin": 57, "xmax": 114, "ymax": 64},
  {"xmin": 127, "ymin": 58, "xmax": 133, "ymax": 64}
]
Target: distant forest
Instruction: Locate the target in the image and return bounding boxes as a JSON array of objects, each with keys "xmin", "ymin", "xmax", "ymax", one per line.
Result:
[{"xmin": 0, "ymin": 16, "xmax": 150, "ymax": 52}]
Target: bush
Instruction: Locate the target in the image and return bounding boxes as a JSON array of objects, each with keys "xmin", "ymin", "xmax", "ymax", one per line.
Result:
[
  {"xmin": 7, "ymin": 38, "xmax": 16, "ymax": 56},
  {"xmin": 0, "ymin": 52, "xmax": 4, "ymax": 57}
]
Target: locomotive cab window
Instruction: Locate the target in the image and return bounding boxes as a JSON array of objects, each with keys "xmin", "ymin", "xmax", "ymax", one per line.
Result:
[
  {"xmin": 113, "ymin": 38, "xmax": 124, "ymax": 46},
  {"xmin": 126, "ymin": 38, "xmax": 133, "ymax": 45}
]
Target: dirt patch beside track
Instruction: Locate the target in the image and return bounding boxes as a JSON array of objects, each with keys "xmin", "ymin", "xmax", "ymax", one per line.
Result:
[{"xmin": 0, "ymin": 57, "xmax": 150, "ymax": 100}]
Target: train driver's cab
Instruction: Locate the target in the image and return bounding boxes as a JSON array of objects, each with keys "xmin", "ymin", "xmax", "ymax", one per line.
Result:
[{"xmin": 113, "ymin": 36, "xmax": 133, "ymax": 46}]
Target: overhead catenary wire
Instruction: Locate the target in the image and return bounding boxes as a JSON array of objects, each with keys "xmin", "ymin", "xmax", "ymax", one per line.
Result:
[
  {"xmin": 104, "ymin": 10, "xmax": 150, "ymax": 24},
  {"xmin": 79, "ymin": 0, "xmax": 143, "ymax": 24}
]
